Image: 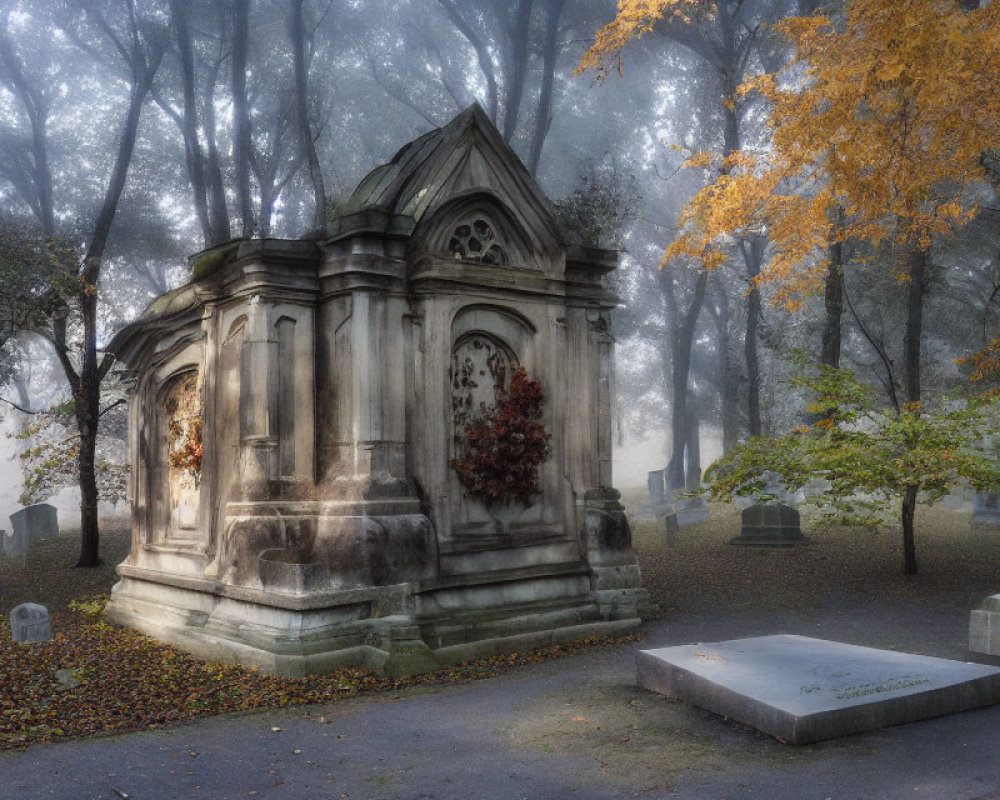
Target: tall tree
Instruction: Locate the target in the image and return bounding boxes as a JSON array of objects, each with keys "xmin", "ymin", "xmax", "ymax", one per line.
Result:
[
  {"xmin": 579, "ymin": 0, "xmax": 796, "ymax": 489},
  {"xmin": 0, "ymin": 0, "xmax": 168, "ymax": 566},
  {"xmin": 288, "ymin": 0, "xmax": 327, "ymax": 235},
  {"xmin": 644, "ymin": 0, "xmax": 1000, "ymax": 572}
]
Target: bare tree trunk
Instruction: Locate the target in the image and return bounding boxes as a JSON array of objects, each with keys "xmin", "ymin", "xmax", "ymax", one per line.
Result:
[
  {"xmin": 436, "ymin": 0, "xmax": 499, "ymax": 122},
  {"xmin": 72, "ymin": 28, "xmax": 165, "ymax": 568},
  {"xmin": 75, "ymin": 289, "xmax": 102, "ymax": 568},
  {"xmin": 231, "ymin": 0, "xmax": 254, "ymax": 237},
  {"xmin": 820, "ymin": 240, "xmax": 844, "ymax": 368},
  {"xmin": 202, "ymin": 60, "xmax": 231, "ymax": 243},
  {"xmin": 526, "ymin": 0, "xmax": 564, "ymax": 175},
  {"xmin": 895, "ymin": 247, "xmax": 929, "ymax": 577},
  {"xmin": 667, "ymin": 269, "xmax": 708, "ymax": 491},
  {"xmin": 501, "ymin": 0, "xmax": 534, "ymax": 143},
  {"xmin": 901, "ymin": 484, "xmax": 918, "ymax": 575},
  {"xmin": 685, "ymin": 410, "xmax": 701, "ymax": 491},
  {"xmin": 169, "ymin": 0, "xmax": 214, "ymax": 245},
  {"xmin": 741, "ymin": 235, "xmax": 764, "ymax": 436},
  {"xmin": 289, "ymin": 0, "xmax": 326, "ymax": 236},
  {"xmin": 904, "ymin": 248, "xmax": 926, "ymax": 406},
  {"xmin": 707, "ymin": 274, "xmax": 739, "ymax": 453}
]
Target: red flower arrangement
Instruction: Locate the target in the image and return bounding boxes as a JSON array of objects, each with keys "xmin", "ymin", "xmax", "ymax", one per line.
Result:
[{"xmin": 451, "ymin": 367, "xmax": 552, "ymax": 508}]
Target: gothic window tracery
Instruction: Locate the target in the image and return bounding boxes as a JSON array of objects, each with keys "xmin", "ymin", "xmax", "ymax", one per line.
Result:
[{"xmin": 448, "ymin": 217, "xmax": 507, "ymax": 265}]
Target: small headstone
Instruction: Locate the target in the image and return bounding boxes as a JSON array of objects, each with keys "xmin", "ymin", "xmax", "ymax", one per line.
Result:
[
  {"xmin": 973, "ymin": 492, "xmax": 1000, "ymax": 527},
  {"xmin": 730, "ymin": 502, "xmax": 805, "ymax": 547},
  {"xmin": 54, "ymin": 668, "xmax": 81, "ymax": 690},
  {"xmin": 10, "ymin": 503, "xmax": 58, "ymax": 545},
  {"xmin": 675, "ymin": 496, "xmax": 709, "ymax": 527},
  {"xmin": 1, "ymin": 526, "xmax": 29, "ymax": 559},
  {"xmin": 664, "ymin": 511, "xmax": 679, "ymax": 547},
  {"xmin": 646, "ymin": 469, "xmax": 672, "ymax": 518},
  {"xmin": 10, "ymin": 603, "xmax": 50, "ymax": 643},
  {"xmin": 970, "ymin": 593, "xmax": 1000, "ymax": 656}
]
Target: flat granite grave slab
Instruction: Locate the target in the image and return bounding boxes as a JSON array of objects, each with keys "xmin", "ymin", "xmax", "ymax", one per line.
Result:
[{"xmin": 637, "ymin": 634, "xmax": 1000, "ymax": 744}]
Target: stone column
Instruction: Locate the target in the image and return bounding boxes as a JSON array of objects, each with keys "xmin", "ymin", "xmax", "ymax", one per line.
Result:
[
  {"xmin": 239, "ymin": 295, "xmax": 278, "ymax": 500},
  {"xmin": 317, "ymin": 236, "xmax": 414, "ymax": 506}
]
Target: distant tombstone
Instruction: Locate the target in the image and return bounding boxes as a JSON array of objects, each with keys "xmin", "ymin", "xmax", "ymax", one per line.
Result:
[
  {"xmin": 675, "ymin": 496, "xmax": 709, "ymax": 527},
  {"xmin": 970, "ymin": 594, "xmax": 1000, "ymax": 656},
  {"xmin": 10, "ymin": 603, "xmax": 50, "ymax": 643},
  {"xmin": 647, "ymin": 469, "xmax": 671, "ymax": 518},
  {"xmin": 10, "ymin": 503, "xmax": 58, "ymax": 545},
  {"xmin": 730, "ymin": 502, "xmax": 805, "ymax": 547},
  {"xmin": 664, "ymin": 511, "xmax": 680, "ymax": 548},
  {"xmin": 973, "ymin": 492, "xmax": 1000, "ymax": 527},
  {"xmin": 1, "ymin": 526, "xmax": 29, "ymax": 560}
]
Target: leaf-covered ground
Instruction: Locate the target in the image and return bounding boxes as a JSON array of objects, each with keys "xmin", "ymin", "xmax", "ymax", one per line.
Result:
[
  {"xmin": 2, "ymin": 500, "xmax": 998, "ymax": 751},
  {"xmin": 0, "ymin": 520, "xmax": 641, "ymax": 750},
  {"xmin": 627, "ymin": 495, "xmax": 1000, "ymax": 619}
]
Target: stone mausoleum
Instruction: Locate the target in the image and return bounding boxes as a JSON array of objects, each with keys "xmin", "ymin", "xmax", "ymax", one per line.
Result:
[{"xmin": 105, "ymin": 105, "xmax": 646, "ymax": 676}]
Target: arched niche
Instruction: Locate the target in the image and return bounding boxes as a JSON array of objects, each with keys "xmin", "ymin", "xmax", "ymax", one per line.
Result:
[
  {"xmin": 415, "ymin": 192, "xmax": 536, "ymax": 269},
  {"xmin": 448, "ymin": 305, "xmax": 541, "ymax": 530},
  {"xmin": 450, "ymin": 331, "xmax": 519, "ymax": 452},
  {"xmin": 156, "ymin": 368, "xmax": 202, "ymax": 540}
]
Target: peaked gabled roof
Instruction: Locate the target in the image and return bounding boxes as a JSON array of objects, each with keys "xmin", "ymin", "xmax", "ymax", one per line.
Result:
[{"xmin": 329, "ymin": 103, "xmax": 565, "ymax": 250}]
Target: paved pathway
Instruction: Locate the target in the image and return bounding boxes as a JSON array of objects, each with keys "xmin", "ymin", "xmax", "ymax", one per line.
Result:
[{"xmin": 4, "ymin": 597, "xmax": 1000, "ymax": 800}]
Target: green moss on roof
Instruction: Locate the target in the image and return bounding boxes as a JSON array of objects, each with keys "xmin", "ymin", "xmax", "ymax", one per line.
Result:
[
  {"xmin": 144, "ymin": 284, "xmax": 199, "ymax": 319},
  {"xmin": 190, "ymin": 241, "xmax": 241, "ymax": 282}
]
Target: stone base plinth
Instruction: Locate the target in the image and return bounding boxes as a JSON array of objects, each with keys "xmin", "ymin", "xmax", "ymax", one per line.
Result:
[
  {"xmin": 105, "ymin": 561, "xmax": 641, "ymax": 677},
  {"xmin": 972, "ymin": 492, "xmax": 1000, "ymax": 527}
]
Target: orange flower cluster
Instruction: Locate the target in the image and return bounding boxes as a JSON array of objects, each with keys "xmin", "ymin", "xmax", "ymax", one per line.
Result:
[{"xmin": 168, "ymin": 416, "xmax": 203, "ymax": 477}]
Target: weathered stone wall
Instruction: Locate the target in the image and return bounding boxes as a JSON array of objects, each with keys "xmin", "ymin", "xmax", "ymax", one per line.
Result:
[{"xmin": 105, "ymin": 105, "xmax": 647, "ymax": 676}]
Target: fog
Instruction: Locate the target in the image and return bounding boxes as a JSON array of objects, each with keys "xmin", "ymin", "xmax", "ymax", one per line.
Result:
[{"xmin": 0, "ymin": 0, "xmax": 997, "ymax": 522}]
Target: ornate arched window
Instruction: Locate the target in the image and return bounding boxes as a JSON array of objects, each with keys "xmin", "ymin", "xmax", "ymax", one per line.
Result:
[{"xmin": 447, "ymin": 216, "xmax": 507, "ymax": 265}]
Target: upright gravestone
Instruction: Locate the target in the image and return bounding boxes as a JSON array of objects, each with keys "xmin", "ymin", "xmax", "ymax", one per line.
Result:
[
  {"xmin": 647, "ymin": 469, "xmax": 680, "ymax": 545},
  {"xmin": 970, "ymin": 594, "xmax": 1000, "ymax": 656},
  {"xmin": 647, "ymin": 469, "xmax": 671, "ymax": 517},
  {"xmin": 1, "ymin": 526, "xmax": 29, "ymax": 559},
  {"xmin": 10, "ymin": 603, "xmax": 50, "ymax": 643},
  {"xmin": 674, "ymin": 496, "xmax": 709, "ymax": 527},
  {"xmin": 973, "ymin": 492, "xmax": 1000, "ymax": 527},
  {"xmin": 972, "ymin": 436, "xmax": 1000, "ymax": 527},
  {"xmin": 730, "ymin": 502, "xmax": 805, "ymax": 547},
  {"xmin": 10, "ymin": 503, "xmax": 59, "ymax": 546}
]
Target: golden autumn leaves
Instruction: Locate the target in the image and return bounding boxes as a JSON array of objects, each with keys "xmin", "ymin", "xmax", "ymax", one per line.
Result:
[{"xmin": 579, "ymin": 0, "xmax": 1000, "ymax": 309}]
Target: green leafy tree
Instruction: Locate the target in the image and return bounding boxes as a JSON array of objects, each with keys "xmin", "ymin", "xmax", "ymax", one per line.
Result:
[{"xmin": 705, "ymin": 355, "xmax": 1000, "ymax": 575}]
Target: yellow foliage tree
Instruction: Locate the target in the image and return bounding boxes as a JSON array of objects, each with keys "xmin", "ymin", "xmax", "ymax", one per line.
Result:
[
  {"xmin": 660, "ymin": 1, "xmax": 1000, "ymax": 305},
  {"xmin": 581, "ymin": 0, "xmax": 1000, "ymax": 564},
  {"xmin": 581, "ymin": 0, "xmax": 1000, "ymax": 344}
]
